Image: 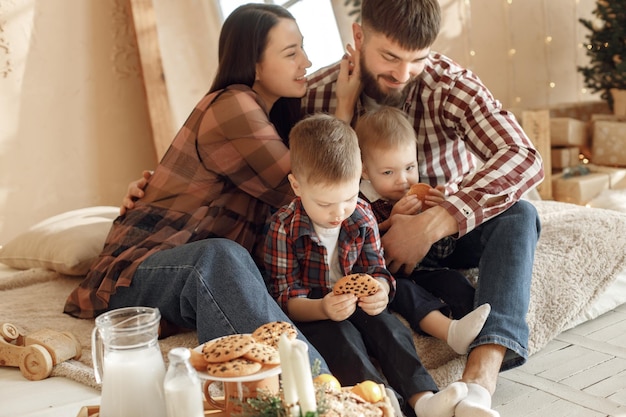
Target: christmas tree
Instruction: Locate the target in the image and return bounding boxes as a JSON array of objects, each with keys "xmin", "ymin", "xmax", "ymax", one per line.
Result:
[{"xmin": 578, "ymin": 0, "xmax": 626, "ymax": 110}]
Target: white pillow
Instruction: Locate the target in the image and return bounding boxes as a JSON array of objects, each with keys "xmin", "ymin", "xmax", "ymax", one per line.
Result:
[{"xmin": 0, "ymin": 206, "xmax": 118, "ymax": 276}]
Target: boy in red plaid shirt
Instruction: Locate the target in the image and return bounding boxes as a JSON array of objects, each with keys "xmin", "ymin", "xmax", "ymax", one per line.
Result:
[{"xmin": 264, "ymin": 113, "xmax": 468, "ymax": 417}]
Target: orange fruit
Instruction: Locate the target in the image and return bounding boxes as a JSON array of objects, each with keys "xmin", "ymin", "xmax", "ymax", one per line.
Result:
[
  {"xmin": 351, "ymin": 380, "xmax": 384, "ymax": 403},
  {"xmin": 313, "ymin": 373, "xmax": 341, "ymax": 392}
]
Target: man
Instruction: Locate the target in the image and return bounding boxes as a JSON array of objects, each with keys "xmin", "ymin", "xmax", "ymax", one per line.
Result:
[{"xmin": 302, "ymin": 0, "xmax": 544, "ymax": 415}]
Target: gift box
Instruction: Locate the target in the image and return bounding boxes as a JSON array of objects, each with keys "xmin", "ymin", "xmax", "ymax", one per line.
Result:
[
  {"xmin": 522, "ymin": 110, "xmax": 552, "ymax": 199},
  {"xmin": 591, "ymin": 121, "xmax": 626, "ymax": 167},
  {"xmin": 550, "ymin": 117, "xmax": 589, "ymax": 147},
  {"xmin": 552, "ymin": 172, "xmax": 610, "ymax": 205},
  {"xmin": 590, "ymin": 114, "xmax": 626, "ymax": 123},
  {"xmin": 547, "ymin": 101, "xmax": 611, "ymax": 121},
  {"xmin": 587, "ymin": 163, "xmax": 626, "ymax": 190},
  {"xmin": 551, "ymin": 147, "xmax": 581, "ymax": 169},
  {"xmin": 611, "ymin": 89, "xmax": 626, "ymax": 118}
]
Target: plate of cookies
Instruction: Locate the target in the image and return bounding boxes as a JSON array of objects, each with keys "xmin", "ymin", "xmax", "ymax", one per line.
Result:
[{"xmin": 189, "ymin": 321, "xmax": 298, "ymax": 382}]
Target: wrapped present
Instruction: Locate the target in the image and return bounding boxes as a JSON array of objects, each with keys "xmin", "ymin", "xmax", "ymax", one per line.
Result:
[
  {"xmin": 590, "ymin": 114, "xmax": 626, "ymax": 123},
  {"xmin": 611, "ymin": 89, "xmax": 626, "ymax": 118},
  {"xmin": 552, "ymin": 171, "xmax": 610, "ymax": 205},
  {"xmin": 547, "ymin": 101, "xmax": 611, "ymax": 121},
  {"xmin": 551, "ymin": 146, "xmax": 581, "ymax": 169},
  {"xmin": 522, "ymin": 110, "xmax": 552, "ymax": 199},
  {"xmin": 550, "ymin": 117, "xmax": 589, "ymax": 147},
  {"xmin": 587, "ymin": 163, "xmax": 626, "ymax": 190},
  {"xmin": 591, "ymin": 120, "xmax": 626, "ymax": 167}
]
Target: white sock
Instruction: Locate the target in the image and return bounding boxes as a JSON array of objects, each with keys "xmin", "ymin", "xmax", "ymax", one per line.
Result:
[
  {"xmin": 455, "ymin": 383, "xmax": 500, "ymax": 417},
  {"xmin": 447, "ymin": 303, "xmax": 491, "ymax": 354},
  {"xmin": 414, "ymin": 381, "xmax": 468, "ymax": 417}
]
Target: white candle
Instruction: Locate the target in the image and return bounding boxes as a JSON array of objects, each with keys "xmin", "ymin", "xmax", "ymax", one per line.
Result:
[
  {"xmin": 291, "ymin": 340, "xmax": 317, "ymax": 415},
  {"xmin": 278, "ymin": 334, "xmax": 300, "ymax": 417}
]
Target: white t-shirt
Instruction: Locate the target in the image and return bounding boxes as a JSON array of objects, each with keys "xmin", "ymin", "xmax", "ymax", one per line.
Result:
[{"xmin": 313, "ymin": 224, "xmax": 342, "ymax": 286}]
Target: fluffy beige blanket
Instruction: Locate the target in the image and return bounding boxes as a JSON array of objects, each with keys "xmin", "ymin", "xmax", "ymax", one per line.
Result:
[{"xmin": 2, "ymin": 200, "xmax": 625, "ymax": 390}]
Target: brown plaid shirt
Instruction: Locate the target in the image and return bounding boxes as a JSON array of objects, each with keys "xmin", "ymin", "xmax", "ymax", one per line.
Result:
[{"xmin": 65, "ymin": 85, "xmax": 294, "ymax": 318}]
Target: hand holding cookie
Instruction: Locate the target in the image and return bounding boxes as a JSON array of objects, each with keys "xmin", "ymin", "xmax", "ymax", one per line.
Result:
[
  {"xmin": 406, "ymin": 183, "xmax": 432, "ymax": 203},
  {"xmin": 322, "ymin": 290, "xmax": 358, "ymax": 322},
  {"xmin": 356, "ymin": 284, "xmax": 389, "ymax": 317},
  {"xmin": 333, "ymin": 273, "xmax": 380, "ymax": 297},
  {"xmin": 406, "ymin": 183, "xmax": 446, "ymax": 210}
]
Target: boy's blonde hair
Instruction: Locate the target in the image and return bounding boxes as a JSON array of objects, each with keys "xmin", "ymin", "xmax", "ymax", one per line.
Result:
[
  {"xmin": 289, "ymin": 113, "xmax": 361, "ymax": 185},
  {"xmin": 354, "ymin": 106, "xmax": 417, "ymax": 157}
]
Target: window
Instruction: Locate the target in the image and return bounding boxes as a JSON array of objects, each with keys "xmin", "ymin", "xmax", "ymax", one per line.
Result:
[{"xmin": 216, "ymin": 0, "xmax": 344, "ymax": 72}]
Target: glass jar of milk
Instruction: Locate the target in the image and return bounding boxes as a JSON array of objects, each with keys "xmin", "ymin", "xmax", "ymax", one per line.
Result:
[{"xmin": 92, "ymin": 306, "xmax": 167, "ymax": 417}]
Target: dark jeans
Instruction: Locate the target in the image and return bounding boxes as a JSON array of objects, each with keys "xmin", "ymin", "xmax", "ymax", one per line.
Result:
[
  {"xmin": 390, "ymin": 269, "xmax": 476, "ymax": 335},
  {"xmin": 296, "ymin": 308, "xmax": 438, "ymax": 410}
]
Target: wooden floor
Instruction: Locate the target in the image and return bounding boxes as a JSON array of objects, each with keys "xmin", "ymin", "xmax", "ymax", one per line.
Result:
[
  {"xmin": 493, "ymin": 303, "xmax": 626, "ymax": 417},
  {"xmin": 2, "ymin": 304, "xmax": 626, "ymax": 417}
]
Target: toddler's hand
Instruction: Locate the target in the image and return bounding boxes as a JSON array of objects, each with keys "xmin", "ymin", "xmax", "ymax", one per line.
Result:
[
  {"xmin": 422, "ymin": 184, "xmax": 447, "ymax": 209},
  {"xmin": 358, "ymin": 283, "xmax": 389, "ymax": 316},
  {"xmin": 392, "ymin": 194, "xmax": 422, "ymax": 216},
  {"xmin": 322, "ymin": 292, "xmax": 357, "ymax": 321}
]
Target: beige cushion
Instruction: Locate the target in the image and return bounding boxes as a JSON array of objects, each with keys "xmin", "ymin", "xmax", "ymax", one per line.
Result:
[{"xmin": 0, "ymin": 206, "xmax": 118, "ymax": 276}]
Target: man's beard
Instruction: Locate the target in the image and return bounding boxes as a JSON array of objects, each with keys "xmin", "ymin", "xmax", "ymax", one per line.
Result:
[{"xmin": 360, "ymin": 55, "xmax": 417, "ymax": 107}]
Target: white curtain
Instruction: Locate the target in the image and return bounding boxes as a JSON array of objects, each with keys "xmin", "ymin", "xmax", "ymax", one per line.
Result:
[{"xmin": 152, "ymin": 0, "xmax": 222, "ymax": 131}]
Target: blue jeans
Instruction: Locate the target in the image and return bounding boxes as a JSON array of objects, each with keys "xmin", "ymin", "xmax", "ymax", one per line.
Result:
[
  {"xmin": 108, "ymin": 238, "xmax": 328, "ymax": 370},
  {"xmin": 440, "ymin": 200, "xmax": 541, "ymax": 370}
]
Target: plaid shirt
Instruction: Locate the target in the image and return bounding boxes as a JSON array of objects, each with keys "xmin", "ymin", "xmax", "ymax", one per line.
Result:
[
  {"xmin": 264, "ymin": 197, "xmax": 395, "ymax": 311},
  {"xmin": 65, "ymin": 85, "xmax": 294, "ymax": 318},
  {"xmin": 304, "ymin": 52, "xmax": 544, "ymax": 237}
]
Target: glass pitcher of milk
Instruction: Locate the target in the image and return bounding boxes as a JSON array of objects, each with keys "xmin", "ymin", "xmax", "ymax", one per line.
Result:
[{"xmin": 92, "ymin": 306, "xmax": 167, "ymax": 417}]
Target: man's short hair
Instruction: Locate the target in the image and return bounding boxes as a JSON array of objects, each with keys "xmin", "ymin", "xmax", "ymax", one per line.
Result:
[{"xmin": 361, "ymin": 0, "xmax": 441, "ymax": 50}]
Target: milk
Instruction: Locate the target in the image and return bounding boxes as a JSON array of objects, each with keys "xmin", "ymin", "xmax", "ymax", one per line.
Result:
[
  {"xmin": 164, "ymin": 376, "xmax": 204, "ymax": 417},
  {"xmin": 99, "ymin": 347, "xmax": 167, "ymax": 417}
]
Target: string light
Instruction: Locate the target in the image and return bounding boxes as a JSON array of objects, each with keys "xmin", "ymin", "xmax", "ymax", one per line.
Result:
[
  {"xmin": 462, "ymin": 0, "xmax": 475, "ymax": 69},
  {"xmin": 542, "ymin": 0, "xmax": 554, "ymax": 105},
  {"xmin": 503, "ymin": 0, "xmax": 517, "ymax": 107},
  {"xmin": 575, "ymin": 0, "xmax": 584, "ymax": 100},
  {"xmin": 460, "ymin": 0, "xmax": 591, "ymax": 108}
]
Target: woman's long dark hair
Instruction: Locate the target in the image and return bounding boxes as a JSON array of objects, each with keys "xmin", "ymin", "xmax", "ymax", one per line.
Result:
[{"xmin": 209, "ymin": 4, "xmax": 300, "ymax": 142}]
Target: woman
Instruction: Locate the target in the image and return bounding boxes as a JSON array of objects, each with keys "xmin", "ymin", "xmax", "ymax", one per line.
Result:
[{"xmin": 64, "ymin": 3, "xmax": 360, "ymax": 358}]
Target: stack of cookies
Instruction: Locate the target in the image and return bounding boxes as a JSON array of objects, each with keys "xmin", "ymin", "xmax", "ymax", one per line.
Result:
[{"xmin": 190, "ymin": 321, "xmax": 297, "ymax": 377}]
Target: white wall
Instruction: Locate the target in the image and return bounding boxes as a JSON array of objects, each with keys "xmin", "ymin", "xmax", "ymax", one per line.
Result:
[
  {"xmin": 0, "ymin": 0, "xmax": 156, "ymax": 244},
  {"xmin": 433, "ymin": 0, "xmax": 598, "ymax": 112},
  {"xmin": 0, "ymin": 0, "xmax": 600, "ymax": 245}
]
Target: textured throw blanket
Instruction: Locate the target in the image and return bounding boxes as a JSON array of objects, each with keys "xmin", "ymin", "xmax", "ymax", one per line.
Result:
[{"xmin": 1, "ymin": 200, "xmax": 626, "ymax": 389}]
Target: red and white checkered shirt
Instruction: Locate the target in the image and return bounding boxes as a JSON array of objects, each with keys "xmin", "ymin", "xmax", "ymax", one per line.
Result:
[{"xmin": 304, "ymin": 52, "xmax": 544, "ymax": 236}]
